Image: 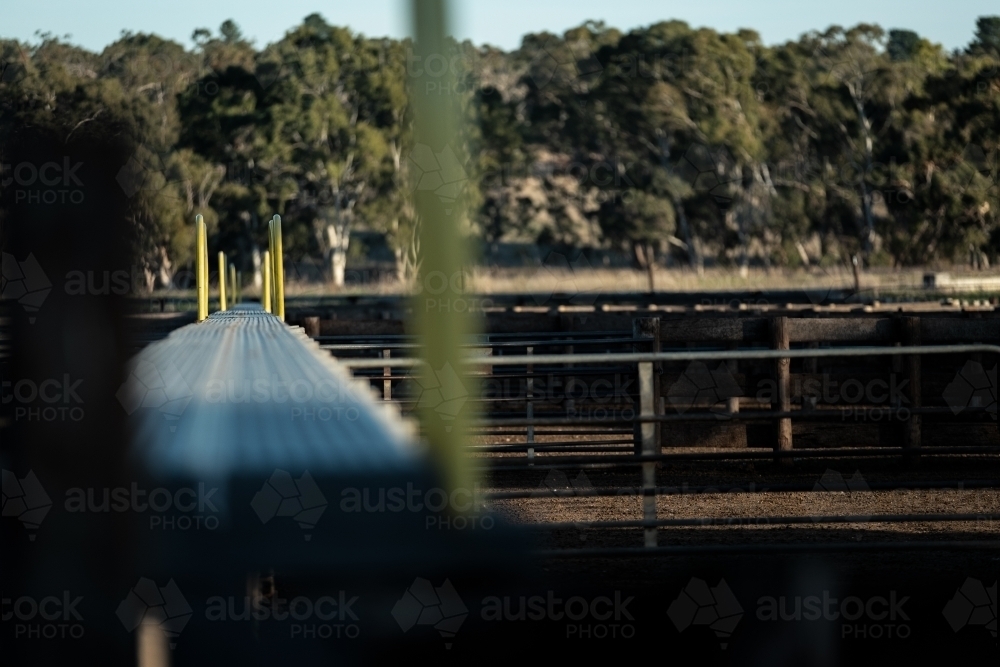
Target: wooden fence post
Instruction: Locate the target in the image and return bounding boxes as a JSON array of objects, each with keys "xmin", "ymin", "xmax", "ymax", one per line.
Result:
[
  {"xmin": 902, "ymin": 316, "xmax": 922, "ymax": 455},
  {"xmin": 770, "ymin": 316, "xmax": 793, "ymax": 464},
  {"xmin": 526, "ymin": 346, "xmax": 534, "ymax": 463},
  {"xmin": 638, "ymin": 361, "xmax": 657, "ymax": 547},
  {"xmin": 632, "ymin": 318, "xmax": 661, "ymax": 454},
  {"xmin": 382, "ymin": 348, "xmax": 392, "ymax": 401},
  {"xmin": 302, "ymin": 316, "xmax": 320, "ymax": 338}
]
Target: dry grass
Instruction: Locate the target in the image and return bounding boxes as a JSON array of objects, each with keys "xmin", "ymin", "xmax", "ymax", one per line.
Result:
[{"xmin": 151, "ymin": 265, "xmax": 1000, "ymax": 301}]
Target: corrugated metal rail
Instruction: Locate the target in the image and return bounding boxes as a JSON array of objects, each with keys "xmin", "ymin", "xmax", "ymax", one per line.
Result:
[{"xmin": 121, "ymin": 303, "xmax": 419, "ymax": 478}]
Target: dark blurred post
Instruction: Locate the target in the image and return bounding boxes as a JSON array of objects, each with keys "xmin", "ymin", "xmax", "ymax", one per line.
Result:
[
  {"xmin": 409, "ymin": 0, "xmax": 479, "ymax": 496},
  {"xmin": 2, "ymin": 125, "xmax": 137, "ymax": 665}
]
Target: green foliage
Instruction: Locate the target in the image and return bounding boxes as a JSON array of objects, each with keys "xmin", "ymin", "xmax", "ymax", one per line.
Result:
[{"xmin": 3, "ymin": 14, "xmax": 998, "ymax": 286}]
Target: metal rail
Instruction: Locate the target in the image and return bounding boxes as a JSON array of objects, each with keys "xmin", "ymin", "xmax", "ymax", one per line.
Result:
[
  {"xmin": 486, "ymin": 478, "xmax": 1000, "ymax": 500},
  {"xmin": 338, "ymin": 343, "xmax": 1000, "ymax": 369},
  {"xmin": 527, "ymin": 512, "xmax": 1000, "ymax": 531},
  {"xmin": 478, "ymin": 446, "xmax": 1000, "ymax": 469},
  {"xmin": 536, "ymin": 540, "xmax": 1000, "ymax": 558}
]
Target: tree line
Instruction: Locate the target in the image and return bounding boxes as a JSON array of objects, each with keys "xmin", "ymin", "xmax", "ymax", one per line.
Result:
[{"xmin": 2, "ymin": 14, "xmax": 998, "ymax": 288}]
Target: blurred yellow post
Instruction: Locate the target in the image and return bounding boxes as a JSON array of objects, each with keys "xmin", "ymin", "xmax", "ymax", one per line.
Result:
[
  {"xmin": 202, "ymin": 225, "xmax": 210, "ymax": 314},
  {"xmin": 271, "ymin": 215, "xmax": 285, "ymax": 321},
  {"xmin": 195, "ymin": 215, "xmax": 208, "ymax": 322},
  {"xmin": 217, "ymin": 251, "xmax": 227, "ymax": 311},
  {"xmin": 229, "ymin": 264, "xmax": 237, "ymax": 305},
  {"xmin": 410, "ymin": 0, "xmax": 478, "ymax": 497},
  {"xmin": 262, "ymin": 250, "xmax": 272, "ymax": 313}
]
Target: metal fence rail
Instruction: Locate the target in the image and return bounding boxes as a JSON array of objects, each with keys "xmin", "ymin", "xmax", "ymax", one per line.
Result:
[
  {"xmin": 334, "ymin": 330, "xmax": 998, "ymax": 554},
  {"xmin": 338, "ymin": 344, "xmax": 1000, "ymax": 369}
]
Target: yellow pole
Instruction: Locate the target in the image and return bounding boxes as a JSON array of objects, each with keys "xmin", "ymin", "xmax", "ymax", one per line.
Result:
[
  {"xmin": 410, "ymin": 0, "xmax": 478, "ymax": 497},
  {"xmin": 201, "ymin": 223, "xmax": 212, "ymax": 317},
  {"xmin": 229, "ymin": 263, "xmax": 237, "ymax": 306},
  {"xmin": 271, "ymin": 215, "xmax": 285, "ymax": 321},
  {"xmin": 268, "ymin": 219, "xmax": 275, "ymax": 308},
  {"xmin": 262, "ymin": 250, "xmax": 272, "ymax": 313},
  {"xmin": 196, "ymin": 215, "xmax": 208, "ymax": 322},
  {"xmin": 236, "ymin": 270, "xmax": 242, "ymax": 304},
  {"xmin": 217, "ymin": 251, "xmax": 227, "ymax": 311}
]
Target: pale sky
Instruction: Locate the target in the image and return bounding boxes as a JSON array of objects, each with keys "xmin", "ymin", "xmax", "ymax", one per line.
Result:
[{"xmin": 3, "ymin": 0, "xmax": 997, "ymax": 53}]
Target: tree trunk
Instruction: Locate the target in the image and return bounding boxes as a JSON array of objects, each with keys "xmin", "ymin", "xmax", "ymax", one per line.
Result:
[
  {"xmin": 251, "ymin": 245, "xmax": 262, "ymax": 289},
  {"xmin": 655, "ymin": 130, "xmax": 701, "ymax": 270},
  {"xmin": 326, "ymin": 223, "xmax": 350, "ymax": 287}
]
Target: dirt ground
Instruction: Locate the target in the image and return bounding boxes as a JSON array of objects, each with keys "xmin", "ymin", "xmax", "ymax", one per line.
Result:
[{"xmin": 474, "ymin": 428, "xmax": 1000, "ymax": 587}]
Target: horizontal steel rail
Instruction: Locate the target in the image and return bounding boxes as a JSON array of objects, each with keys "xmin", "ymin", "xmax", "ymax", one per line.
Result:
[
  {"xmin": 526, "ymin": 512, "xmax": 1000, "ymax": 531},
  {"xmin": 476, "ymin": 446, "xmax": 1000, "ymax": 471},
  {"xmin": 536, "ymin": 540, "xmax": 1000, "ymax": 558},
  {"xmin": 321, "ymin": 336, "xmax": 643, "ymax": 351},
  {"xmin": 465, "ymin": 406, "xmax": 996, "ymax": 428},
  {"xmin": 338, "ymin": 343, "xmax": 1000, "ymax": 369},
  {"xmin": 485, "ymin": 478, "xmax": 1000, "ymax": 500}
]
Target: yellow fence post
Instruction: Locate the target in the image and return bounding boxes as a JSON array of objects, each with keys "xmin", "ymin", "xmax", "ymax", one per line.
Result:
[
  {"xmin": 271, "ymin": 215, "xmax": 285, "ymax": 321},
  {"xmin": 262, "ymin": 250, "xmax": 272, "ymax": 313},
  {"xmin": 268, "ymin": 219, "xmax": 276, "ymax": 310},
  {"xmin": 218, "ymin": 251, "xmax": 228, "ymax": 311},
  {"xmin": 201, "ymin": 220, "xmax": 209, "ymax": 317},
  {"xmin": 196, "ymin": 215, "xmax": 208, "ymax": 322}
]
